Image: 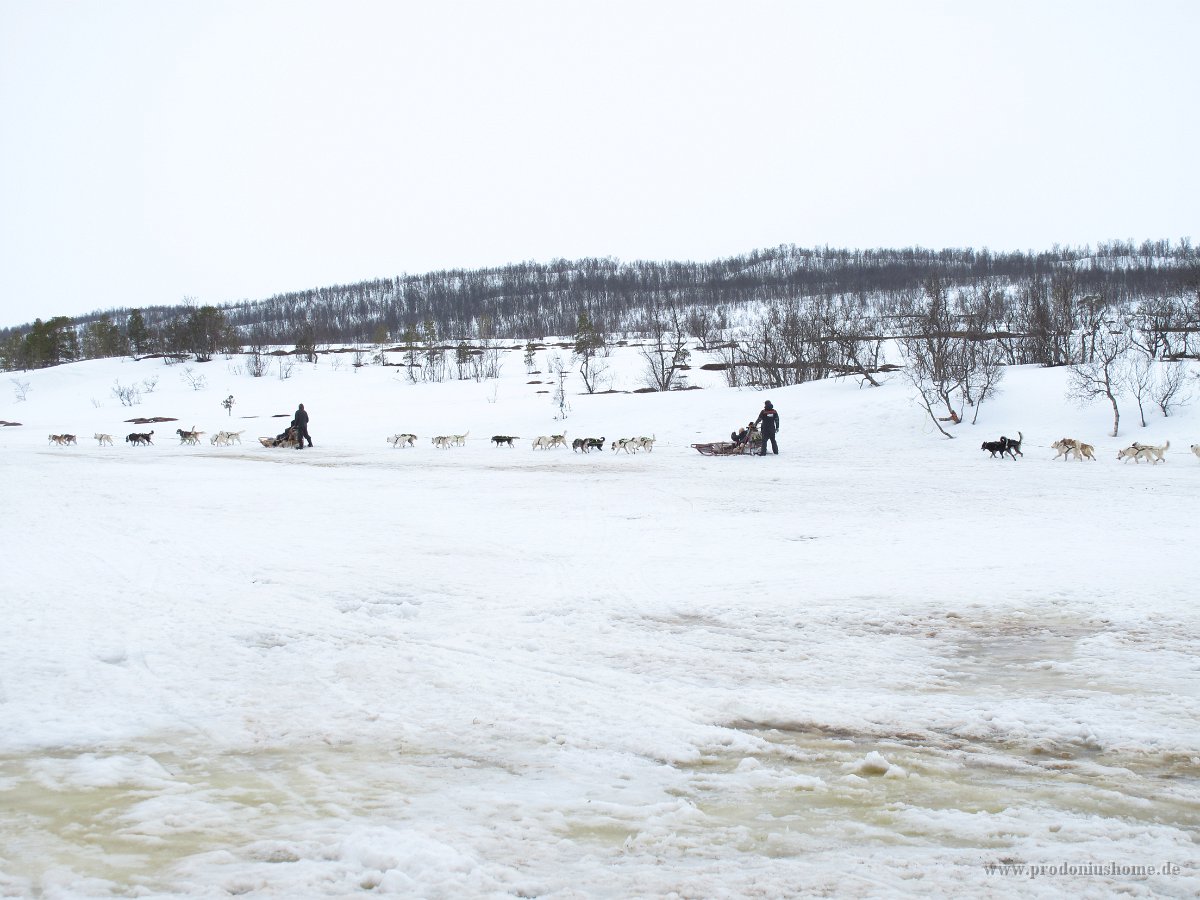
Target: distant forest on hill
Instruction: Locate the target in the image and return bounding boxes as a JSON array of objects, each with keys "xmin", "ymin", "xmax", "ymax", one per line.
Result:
[{"xmin": 4, "ymin": 240, "xmax": 1199, "ymax": 388}]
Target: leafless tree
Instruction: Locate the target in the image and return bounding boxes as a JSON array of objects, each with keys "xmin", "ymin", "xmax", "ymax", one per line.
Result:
[
  {"xmin": 547, "ymin": 352, "xmax": 570, "ymax": 419},
  {"xmin": 1067, "ymin": 323, "xmax": 1130, "ymax": 436},
  {"xmin": 900, "ymin": 347, "xmax": 960, "ymax": 438},
  {"xmin": 294, "ymin": 322, "xmax": 317, "ymax": 364},
  {"xmin": 245, "ymin": 344, "xmax": 269, "ymax": 377},
  {"xmin": 964, "ymin": 339, "xmax": 1006, "ymax": 425},
  {"xmin": 400, "ymin": 326, "xmax": 420, "ymax": 383},
  {"xmin": 959, "ymin": 281, "xmax": 1019, "ymax": 364},
  {"xmin": 111, "ymin": 380, "xmax": 141, "ymax": 406},
  {"xmin": 181, "ymin": 366, "xmax": 207, "ymax": 391},
  {"xmin": 738, "ymin": 297, "xmax": 837, "ymax": 389},
  {"xmin": 896, "ymin": 277, "xmax": 966, "ymax": 434},
  {"xmin": 895, "ymin": 278, "xmax": 1009, "ymax": 431},
  {"xmin": 685, "ymin": 306, "xmax": 726, "ymax": 351},
  {"xmin": 475, "ymin": 316, "xmax": 502, "ymax": 380},
  {"xmin": 712, "ymin": 341, "xmax": 745, "ymax": 387},
  {"xmin": 1129, "ymin": 295, "xmax": 1184, "ymax": 359},
  {"xmin": 1120, "ymin": 352, "xmax": 1154, "ymax": 427},
  {"xmin": 638, "ymin": 303, "xmax": 690, "ymax": 391},
  {"xmin": 1017, "ymin": 275, "xmax": 1078, "ymax": 366},
  {"xmin": 420, "ymin": 319, "xmax": 446, "ymax": 383},
  {"xmin": 1152, "ymin": 361, "xmax": 1191, "ymax": 417},
  {"xmin": 1075, "ymin": 293, "xmax": 1115, "ymax": 363},
  {"xmin": 828, "ymin": 294, "xmax": 887, "ymax": 387}
]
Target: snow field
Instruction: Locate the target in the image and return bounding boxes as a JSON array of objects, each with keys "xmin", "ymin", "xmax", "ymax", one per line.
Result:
[{"xmin": 1, "ymin": 347, "xmax": 1198, "ymax": 897}]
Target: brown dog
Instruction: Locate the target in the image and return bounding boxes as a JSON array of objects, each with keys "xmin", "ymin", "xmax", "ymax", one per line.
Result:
[{"xmin": 1051, "ymin": 437, "xmax": 1094, "ymax": 461}]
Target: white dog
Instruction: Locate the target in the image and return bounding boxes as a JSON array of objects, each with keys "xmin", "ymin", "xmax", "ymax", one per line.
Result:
[
  {"xmin": 451, "ymin": 430, "xmax": 469, "ymax": 447},
  {"xmin": 1116, "ymin": 444, "xmax": 1141, "ymax": 463},
  {"xmin": 388, "ymin": 433, "xmax": 417, "ymax": 448},
  {"xmin": 1051, "ymin": 437, "xmax": 1095, "ymax": 461},
  {"xmin": 211, "ymin": 431, "xmax": 243, "ymax": 446},
  {"xmin": 633, "ymin": 435, "xmax": 656, "ymax": 452},
  {"xmin": 94, "ymin": 433, "xmax": 114, "ymax": 446},
  {"xmin": 1191, "ymin": 443, "xmax": 1200, "ymax": 461},
  {"xmin": 432, "ymin": 435, "xmax": 453, "ymax": 449},
  {"xmin": 1131, "ymin": 440, "xmax": 1169, "ymax": 464}
]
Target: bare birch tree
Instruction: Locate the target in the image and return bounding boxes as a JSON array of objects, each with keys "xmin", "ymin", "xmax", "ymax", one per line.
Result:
[
  {"xmin": 1067, "ymin": 323, "xmax": 1129, "ymax": 436},
  {"xmin": 1121, "ymin": 351, "xmax": 1154, "ymax": 427},
  {"xmin": 897, "ymin": 277, "xmax": 965, "ymax": 436},
  {"xmin": 638, "ymin": 303, "xmax": 690, "ymax": 392},
  {"xmin": 1152, "ymin": 361, "xmax": 1191, "ymax": 417}
]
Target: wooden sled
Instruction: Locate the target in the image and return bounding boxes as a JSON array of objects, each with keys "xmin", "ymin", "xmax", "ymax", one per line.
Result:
[
  {"xmin": 691, "ymin": 440, "xmax": 757, "ymax": 456},
  {"xmin": 259, "ymin": 427, "xmax": 300, "ymax": 448}
]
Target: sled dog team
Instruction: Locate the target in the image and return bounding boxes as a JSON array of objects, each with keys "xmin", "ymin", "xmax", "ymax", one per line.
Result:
[
  {"xmin": 978, "ymin": 432, "xmax": 1191, "ymax": 463},
  {"xmin": 46, "ymin": 428, "xmax": 1200, "ymax": 462},
  {"xmin": 386, "ymin": 431, "xmax": 656, "ymax": 453},
  {"xmin": 1048, "ymin": 436, "xmax": 1175, "ymax": 463},
  {"xmin": 45, "ymin": 415, "xmax": 1200, "ymax": 464},
  {"xmin": 48, "ymin": 428, "xmax": 245, "ymax": 447}
]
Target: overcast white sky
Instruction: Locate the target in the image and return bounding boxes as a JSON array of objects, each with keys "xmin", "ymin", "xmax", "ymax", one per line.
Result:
[{"xmin": 1, "ymin": 0, "xmax": 1196, "ymax": 327}]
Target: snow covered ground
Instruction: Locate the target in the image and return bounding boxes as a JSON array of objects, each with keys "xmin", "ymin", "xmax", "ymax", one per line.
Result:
[{"xmin": 2, "ymin": 345, "xmax": 1198, "ymax": 898}]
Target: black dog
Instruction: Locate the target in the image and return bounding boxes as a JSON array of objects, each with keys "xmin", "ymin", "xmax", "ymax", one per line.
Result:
[
  {"xmin": 126, "ymin": 430, "xmax": 154, "ymax": 446},
  {"xmin": 981, "ymin": 438, "xmax": 1010, "ymax": 458},
  {"xmin": 491, "ymin": 435, "xmax": 518, "ymax": 447},
  {"xmin": 1000, "ymin": 431, "xmax": 1023, "ymax": 458},
  {"xmin": 582, "ymin": 437, "xmax": 605, "ymax": 453}
]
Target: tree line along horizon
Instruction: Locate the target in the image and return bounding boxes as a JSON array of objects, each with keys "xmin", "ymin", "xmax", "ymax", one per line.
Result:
[{"xmin": 3, "ymin": 240, "xmax": 1198, "ymax": 437}]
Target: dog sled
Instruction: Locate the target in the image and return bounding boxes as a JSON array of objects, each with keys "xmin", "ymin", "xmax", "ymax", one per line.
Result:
[
  {"xmin": 259, "ymin": 426, "xmax": 301, "ymax": 448},
  {"xmin": 691, "ymin": 434, "xmax": 760, "ymax": 456},
  {"xmin": 692, "ymin": 423, "xmax": 764, "ymax": 456}
]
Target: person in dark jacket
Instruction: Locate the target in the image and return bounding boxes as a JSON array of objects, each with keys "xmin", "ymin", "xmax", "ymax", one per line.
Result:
[
  {"xmin": 755, "ymin": 400, "xmax": 779, "ymax": 456},
  {"xmin": 292, "ymin": 403, "xmax": 313, "ymax": 448}
]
